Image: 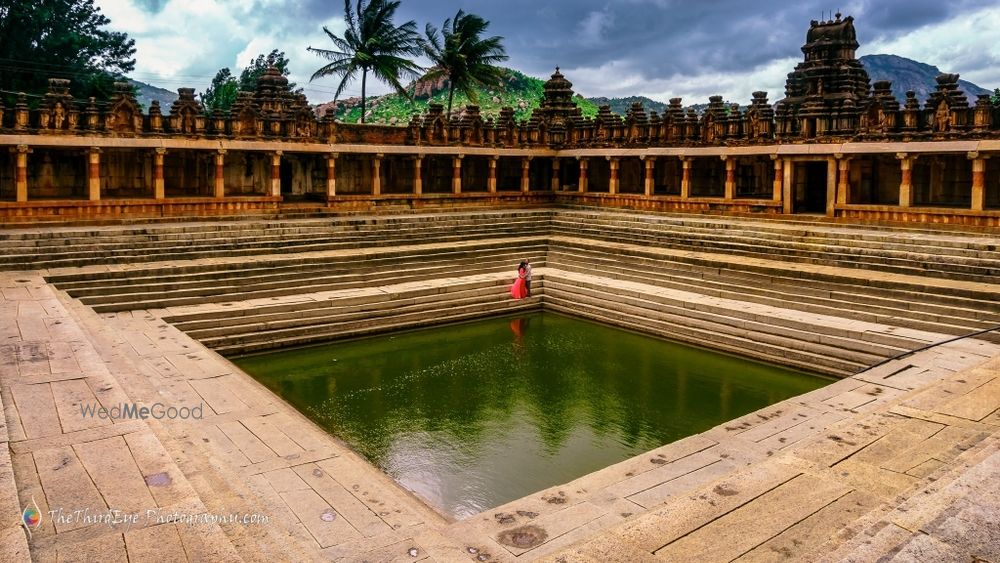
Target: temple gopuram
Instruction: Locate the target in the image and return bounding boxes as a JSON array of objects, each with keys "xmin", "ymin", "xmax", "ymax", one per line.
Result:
[{"xmin": 1, "ymin": 14, "xmax": 998, "ymax": 225}]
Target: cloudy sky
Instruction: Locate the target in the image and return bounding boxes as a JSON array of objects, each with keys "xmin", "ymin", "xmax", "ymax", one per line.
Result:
[{"xmin": 97, "ymin": 0, "xmax": 1000, "ymax": 105}]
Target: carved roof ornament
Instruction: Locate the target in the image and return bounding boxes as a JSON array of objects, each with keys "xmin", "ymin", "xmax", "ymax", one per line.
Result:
[
  {"xmin": 168, "ymin": 88, "xmax": 206, "ymax": 135},
  {"xmin": 105, "ymin": 81, "xmax": 143, "ymax": 134},
  {"xmin": 38, "ymin": 78, "xmax": 78, "ymax": 133}
]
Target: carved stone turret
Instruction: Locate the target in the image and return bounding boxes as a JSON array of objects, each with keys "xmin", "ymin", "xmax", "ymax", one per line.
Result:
[
  {"xmin": 38, "ymin": 78, "xmax": 78, "ymax": 133},
  {"xmin": 168, "ymin": 88, "xmax": 206, "ymax": 135},
  {"xmin": 779, "ymin": 13, "xmax": 870, "ymax": 137},
  {"xmin": 105, "ymin": 82, "xmax": 143, "ymax": 134},
  {"xmin": 926, "ymin": 73, "xmax": 969, "ymax": 133}
]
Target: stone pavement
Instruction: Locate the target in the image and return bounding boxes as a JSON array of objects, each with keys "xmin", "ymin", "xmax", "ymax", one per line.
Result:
[{"xmin": 1, "ymin": 265, "xmax": 998, "ymax": 561}]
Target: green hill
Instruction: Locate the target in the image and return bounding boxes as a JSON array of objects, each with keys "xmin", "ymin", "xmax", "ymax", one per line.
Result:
[{"xmin": 318, "ymin": 68, "xmax": 599, "ymax": 124}]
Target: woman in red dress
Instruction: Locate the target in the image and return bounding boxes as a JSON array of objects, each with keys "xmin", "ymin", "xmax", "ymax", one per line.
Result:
[{"xmin": 510, "ymin": 260, "xmax": 528, "ymax": 299}]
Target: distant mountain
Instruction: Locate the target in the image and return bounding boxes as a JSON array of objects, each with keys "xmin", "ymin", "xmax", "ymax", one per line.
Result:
[
  {"xmin": 128, "ymin": 79, "xmax": 177, "ymax": 110},
  {"xmin": 859, "ymin": 54, "xmax": 991, "ymax": 104},
  {"xmin": 587, "ymin": 96, "xmax": 667, "ymax": 116}
]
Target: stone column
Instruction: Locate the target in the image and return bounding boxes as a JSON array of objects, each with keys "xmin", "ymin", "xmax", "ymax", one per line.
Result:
[
  {"xmin": 487, "ymin": 157, "xmax": 497, "ymax": 193},
  {"xmin": 325, "ymin": 153, "xmax": 337, "ymax": 197},
  {"xmin": 213, "ymin": 150, "xmax": 226, "ymax": 198},
  {"xmin": 521, "ymin": 157, "xmax": 531, "ymax": 193},
  {"xmin": 13, "ymin": 145, "xmax": 30, "ymax": 202},
  {"xmin": 153, "ymin": 148, "xmax": 166, "ymax": 199},
  {"xmin": 826, "ymin": 157, "xmax": 837, "ymax": 217},
  {"xmin": 723, "ymin": 156, "xmax": 735, "ymax": 200},
  {"xmin": 578, "ymin": 157, "xmax": 588, "ymax": 193},
  {"xmin": 897, "ymin": 152, "xmax": 913, "ymax": 208},
  {"xmin": 836, "ymin": 155, "xmax": 850, "ymax": 205},
  {"xmin": 551, "ymin": 158, "xmax": 561, "ymax": 191},
  {"xmin": 413, "ymin": 155, "xmax": 423, "ymax": 196},
  {"xmin": 643, "ymin": 156, "xmax": 655, "ymax": 197},
  {"xmin": 372, "ymin": 153, "xmax": 382, "ymax": 196},
  {"xmin": 680, "ymin": 157, "xmax": 691, "ymax": 199},
  {"xmin": 970, "ymin": 151, "xmax": 986, "ymax": 212},
  {"xmin": 782, "ymin": 158, "xmax": 794, "ymax": 214},
  {"xmin": 608, "ymin": 157, "xmax": 619, "ymax": 195},
  {"xmin": 452, "ymin": 155, "xmax": 462, "ymax": 194},
  {"xmin": 771, "ymin": 156, "xmax": 783, "ymax": 202},
  {"xmin": 270, "ymin": 151, "xmax": 282, "ymax": 197},
  {"xmin": 87, "ymin": 147, "xmax": 101, "ymax": 201}
]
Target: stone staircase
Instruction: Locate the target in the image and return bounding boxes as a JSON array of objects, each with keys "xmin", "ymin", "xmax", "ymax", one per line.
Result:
[
  {"xmin": 550, "ymin": 209, "xmax": 1000, "ymax": 283},
  {"xmin": 47, "ymin": 239, "xmax": 547, "ymax": 313},
  {"xmin": 0, "ymin": 210, "xmax": 553, "ymax": 270},
  {"xmin": 17, "ymin": 207, "xmax": 999, "ymax": 377}
]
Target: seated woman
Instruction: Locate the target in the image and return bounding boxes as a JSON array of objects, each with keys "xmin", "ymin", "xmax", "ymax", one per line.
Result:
[{"xmin": 510, "ymin": 261, "xmax": 528, "ymax": 299}]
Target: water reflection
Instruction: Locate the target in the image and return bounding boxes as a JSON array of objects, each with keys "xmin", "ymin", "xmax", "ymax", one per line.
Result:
[{"xmin": 235, "ymin": 312, "xmax": 829, "ymax": 519}]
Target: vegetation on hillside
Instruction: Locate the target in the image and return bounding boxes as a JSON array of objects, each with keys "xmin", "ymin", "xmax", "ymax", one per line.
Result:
[{"xmin": 324, "ymin": 68, "xmax": 599, "ymax": 123}]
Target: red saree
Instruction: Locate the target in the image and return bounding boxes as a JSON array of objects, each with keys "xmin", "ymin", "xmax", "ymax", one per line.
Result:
[{"xmin": 510, "ymin": 268, "xmax": 528, "ymax": 299}]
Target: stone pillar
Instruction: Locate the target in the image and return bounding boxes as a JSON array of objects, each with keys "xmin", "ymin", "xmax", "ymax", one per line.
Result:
[
  {"xmin": 970, "ymin": 152, "xmax": 986, "ymax": 212},
  {"xmin": 897, "ymin": 153, "xmax": 913, "ymax": 208},
  {"xmin": 643, "ymin": 156, "xmax": 655, "ymax": 197},
  {"xmin": 680, "ymin": 157, "xmax": 691, "ymax": 199},
  {"xmin": 487, "ymin": 157, "xmax": 497, "ymax": 193},
  {"xmin": 325, "ymin": 153, "xmax": 337, "ymax": 197},
  {"xmin": 771, "ymin": 156, "xmax": 783, "ymax": 202},
  {"xmin": 269, "ymin": 151, "xmax": 282, "ymax": 197},
  {"xmin": 836, "ymin": 155, "xmax": 850, "ymax": 205},
  {"xmin": 213, "ymin": 150, "xmax": 226, "ymax": 198},
  {"xmin": 521, "ymin": 157, "xmax": 531, "ymax": 193},
  {"xmin": 413, "ymin": 155, "xmax": 423, "ymax": 196},
  {"xmin": 87, "ymin": 147, "xmax": 101, "ymax": 201},
  {"xmin": 153, "ymin": 148, "xmax": 166, "ymax": 199},
  {"xmin": 826, "ymin": 157, "xmax": 837, "ymax": 217},
  {"xmin": 372, "ymin": 153, "xmax": 382, "ymax": 196},
  {"xmin": 13, "ymin": 145, "xmax": 29, "ymax": 202},
  {"xmin": 452, "ymin": 155, "xmax": 462, "ymax": 194},
  {"xmin": 551, "ymin": 158, "xmax": 561, "ymax": 191},
  {"xmin": 782, "ymin": 159, "xmax": 793, "ymax": 214},
  {"xmin": 608, "ymin": 157, "xmax": 619, "ymax": 194},
  {"xmin": 723, "ymin": 156, "xmax": 735, "ymax": 200},
  {"xmin": 578, "ymin": 157, "xmax": 588, "ymax": 193}
]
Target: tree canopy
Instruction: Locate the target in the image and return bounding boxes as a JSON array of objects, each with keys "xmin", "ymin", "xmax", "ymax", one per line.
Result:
[
  {"xmin": 201, "ymin": 50, "xmax": 296, "ymax": 112},
  {"xmin": 308, "ymin": 0, "xmax": 422, "ymax": 123},
  {"xmin": 420, "ymin": 10, "xmax": 508, "ymax": 117},
  {"xmin": 0, "ymin": 0, "xmax": 135, "ymax": 100}
]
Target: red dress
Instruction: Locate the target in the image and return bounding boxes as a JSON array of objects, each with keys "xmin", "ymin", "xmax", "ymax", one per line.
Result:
[{"xmin": 510, "ymin": 267, "xmax": 528, "ymax": 299}]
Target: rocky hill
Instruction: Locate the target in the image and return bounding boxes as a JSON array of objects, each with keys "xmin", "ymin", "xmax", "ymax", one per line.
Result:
[
  {"xmin": 317, "ymin": 68, "xmax": 599, "ymax": 124},
  {"xmin": 859, "ymin": 54, "xmax": 991, "ymax": 103},
  {"xmin": 128, "ymin": 79, "xmax": 177, "ymax": 110},
  {"xmin": 587, "ymin": 96, "xmax": 667, "ymax": 116}
]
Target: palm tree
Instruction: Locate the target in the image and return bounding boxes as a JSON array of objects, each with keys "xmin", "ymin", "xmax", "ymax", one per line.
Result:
[
  {"xmin": 420, "ymin": 10, "xmax": 509, "ymax": 117},
  {"xmin": 308, "ymin": 0, "xmax": 421, "ymax": 123}
]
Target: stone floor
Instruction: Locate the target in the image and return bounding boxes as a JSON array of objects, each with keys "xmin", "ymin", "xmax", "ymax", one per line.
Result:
[{"xmin": 1, "ymin": 265, "xmax": 999, "ymax": 562}]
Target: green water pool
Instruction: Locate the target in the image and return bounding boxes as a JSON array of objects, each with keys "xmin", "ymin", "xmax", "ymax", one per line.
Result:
[{"xmin": 234, "ymin": 312, "xmax": 830, "ymax": 519}]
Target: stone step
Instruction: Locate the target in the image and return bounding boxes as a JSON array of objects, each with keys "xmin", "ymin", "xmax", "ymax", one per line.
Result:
[
  {"xmin": 541, "ymin": 275, "xmax": 920, "ymax": 356},
  {"xmin": 56, "ymin": 245, "xmax": 546, "ymax": 296},
  {"xmin": 546, "ymin": 247, "xmax": 1000, "ymax": 324},
  {"xmin": 181, "ymin": 279, "xmax": 524, "ymax": 341},
  {"xmin": 551, "ymin": 221, "xmax": 1000, "ymax": 282},
  {"xmin": 542, "ymin": 295, "xmax": 864, "ymax": 376},
  {"xmin": 212, "ymin": 293, "xmax": 542, "ymax": 355}
]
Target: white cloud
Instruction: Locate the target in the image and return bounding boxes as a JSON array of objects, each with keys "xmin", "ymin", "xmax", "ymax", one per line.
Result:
[
  {"xmin": 568, "ymin": 56, "xmax": 798, "ymax": 104},
  {"xmin": 861, "ymin": 5, "xmax": 1000, "ymax": 88}
]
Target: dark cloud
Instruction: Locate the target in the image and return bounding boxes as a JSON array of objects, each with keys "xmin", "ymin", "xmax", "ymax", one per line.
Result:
[{"xmin": 285, "ymin": 0, "xmax": 999, "ymax": 98}]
